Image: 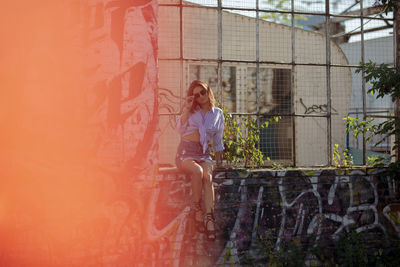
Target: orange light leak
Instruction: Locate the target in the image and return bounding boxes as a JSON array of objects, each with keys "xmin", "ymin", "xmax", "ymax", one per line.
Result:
[{"xmin": 0, "ymin": 1, "xmax": 160, "ymax": 266}]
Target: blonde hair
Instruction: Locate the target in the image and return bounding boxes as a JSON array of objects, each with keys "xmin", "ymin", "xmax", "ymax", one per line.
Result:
[{"xmin": 187, "ymin": 80, "xmax": 215, "ymax": 113}]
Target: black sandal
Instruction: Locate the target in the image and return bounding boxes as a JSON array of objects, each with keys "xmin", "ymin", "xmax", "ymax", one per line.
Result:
[
  {"xmin": 205, "ymin": 212, "xmax": 216, "ymax": 241},
  {"xmin": 191, "ymin": 201, "xmax": 205, "ymax": 233}
]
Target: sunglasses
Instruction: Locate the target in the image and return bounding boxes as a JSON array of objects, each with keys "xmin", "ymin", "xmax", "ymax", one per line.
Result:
[{"xmin": 193, "ymin": 89, "xmax": 207, "ymax": 99}]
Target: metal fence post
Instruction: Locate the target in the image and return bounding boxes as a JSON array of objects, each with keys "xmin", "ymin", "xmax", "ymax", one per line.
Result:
[
  {"xmin": 291, "ymin": 0, "xmax": 296, "ymax": 166},
  {"xmin": 395, "ymin": 1, "xmax": 400, "ymax": 161},
  {"xmin": 361, "ymin": 0, "xmax": 367, "ymax": 165},
  {"xmin": 326, "ymin": 0, "xmax": 332, "ymax": 165}
]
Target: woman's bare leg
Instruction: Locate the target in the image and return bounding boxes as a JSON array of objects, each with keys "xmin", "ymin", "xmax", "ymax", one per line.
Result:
[
  {"xmin": 200, "ymin": 161, "xmax": 214, "ymax": 213},
  {"xmin": 180, "ymin": 160, "xmax": 204, "ymax": 223},
  {"xmin": 200, "ymin": 161, "xmax": 215, "ymax": 238},
  {"xmin": 181, "ymin": 159, "xmax": 205, "ymax": 232}
]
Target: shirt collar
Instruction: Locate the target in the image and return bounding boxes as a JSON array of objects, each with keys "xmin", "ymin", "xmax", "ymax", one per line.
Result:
[{"xmin": 195, "ymin": 106, "xmax": 215, "ymax": 114}]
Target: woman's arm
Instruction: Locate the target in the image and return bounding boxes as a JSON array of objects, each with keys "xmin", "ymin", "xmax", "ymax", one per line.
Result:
[
  {"xmin": 213, "ymin": 109, "xmax": 225, "ymax": 167},
  {"xmin": 215, "ymin": 151, "xmax": 222, "ymax": 167},
  {"xmin": 180, "ymin": 108, "xmax": 190, "ymax": 125},
  {"xmin": 176, "ymin": 96, "xmax": 194, "ymax": 132}
]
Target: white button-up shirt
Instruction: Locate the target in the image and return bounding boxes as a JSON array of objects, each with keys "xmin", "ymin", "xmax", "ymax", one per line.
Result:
[{"xmin": 176, "ymin": 107, "xmax": 225, "ymax": 153}]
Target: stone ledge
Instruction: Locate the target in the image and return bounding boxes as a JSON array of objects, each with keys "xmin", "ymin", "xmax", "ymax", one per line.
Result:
[{"xmin": 158, "ymin": 166, "xmax": 388, "ymax": 179}]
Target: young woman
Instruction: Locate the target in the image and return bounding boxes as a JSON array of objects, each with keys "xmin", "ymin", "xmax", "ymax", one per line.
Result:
[{"xmin": 175, "ymin": 80, "xmax": 224, "ymax": 241}]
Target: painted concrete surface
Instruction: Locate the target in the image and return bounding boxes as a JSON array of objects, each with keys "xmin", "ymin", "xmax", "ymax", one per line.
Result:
[
  {"xmin": 1, "ymin": 167, "xmax": 399, "ymax": 266},
  {"xmin": 1, "ymin": 1, "xmax": 159, "ymax": 266},
  {"xmin": 151, "ymin": 167, "xmax": 400, "ymax": 266}
]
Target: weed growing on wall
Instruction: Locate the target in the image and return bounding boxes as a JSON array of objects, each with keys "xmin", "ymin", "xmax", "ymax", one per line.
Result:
[
  {"xmin": 337, "ymin": 230, "xmax": 369, "ymax": 266},
  {"xmin": 332, "ymin": 144, "xmax": 353, "ymax": 168},
  {"xmin": 310, "ymin": 230, "xmax": 368, "ymax": 266},
  {"xmin": 271, "ymin": 162, "xmax": 285, "ymax": 170},
  {"xmin": 373, "ymin": 246, "xmax": 400, "ymax": 266},
  {"xmin": 367, "ymin": 155, "xmax": 386, "ymax": 167},
  {"xmin": 344, "ymin": 116, "xmax": 378, "ymax": 143},
  {"xmin": 219, "ymin": 104, "xmax": 280, "ymax": 167},
  {"xmin": 251, "ymin": 231, "xmax": 306, "ymax": 267},
  {"xmin": 269, "ymin": 240, "xmax": 306, "ymax": 267}
]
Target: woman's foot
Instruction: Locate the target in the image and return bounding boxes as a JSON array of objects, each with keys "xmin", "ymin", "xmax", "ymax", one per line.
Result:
[
  {"xmin": 192, "ymin": 201, "xmax": 205, "ymax": 233},
  {"xmin": 205, "ymin": 212, "xmax": 216, "ymax": 241}
]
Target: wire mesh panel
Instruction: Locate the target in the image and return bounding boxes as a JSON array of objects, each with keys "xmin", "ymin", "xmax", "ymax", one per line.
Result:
[
  {"xmin": 158, "ymin": 115, "xmax": 181, "ymax": 166},
  {"xmin": 346, "ymin": 66, "xmax": 364, "ymax": 119},
  {"xmin": 338, "ymin": 32, "xmax": 362, "ymax": 65},
  {"xmin": 362, "ymin": 30, "xmax": 395, "ymax": 156},
  {"xmin": 296, "ymin": 117, "xmax": 328, "ymax": 166},
  {"xmin": 159, "ymin": 60, "xmax": 182, "ymax": 114},
  {"xmin": 331, "ymin": 35, "xmax": 353, "ymax": 65},
  {"xmin": 331, "ymin": 66, "xmax": 352, "ymax": 150},
  {"xmin": 362, "ymin": 35, "xmax": 395, "ymax": 65},
  {"xmin": 295, "ymin": 15, "xmax": 326, "ymax": 65},
  {"xmin": 294, "ymin": 0, "xmax": 325, "ymax": 13},
  {"xmin": 357, "ymin": 28, "xmax": 394, "ymax": 112},
  {"xmin": 294, "ymin": 65, "xmax": 330, "ymax": 166},
  {"xmin": 220, "ymin": 63, "xmax": 237, "ymax": 112},
  {"xmin": 222, "ymin": 0, "xmax": 256, "ymax": 9},
  {"xmin": 157, "ymin": 0, "xmax": 396, "ymax": 167},
  {"xmin": 159, "ymin": 6, "xmax": 181, "ymax": 59},
  {"xmin": 184, "ymin": 0, "xmax": 217, "ymax": 8},
  {"xmin": 329, "ymin": 0, "xmax": 360, "ymax": 15},
  {"xmin": 183, "ymin": 6, "xmax": 218, "ymax": 60},
  {"xmin": 187, "ymin": 62, "xmax": 236, "ymax": 112},
  {"xmin": 188, "ymin": 63, "xmax": 218, "ymax": 87},
  {"xmin": 294, "ymin": 65, "xmax": 327, "ymax": 115},
  {"xmin": 259, "ymin": 18, "xmax": 292, "ymax": 63},
  {"xmin": 246, "ymin": 64, "xmax": 293, "ymax": 163},
  {"xmin": 188, "ymin": 61, "xmax": 227, "ymax": 106},
  {"xmin": 260, "ymin": 0, "xmax": 292, "ymax": 13},
  {"xmin": 362, "ymin": 18, "xmax": 394, "ymax": 40},
  {"xmin": 366, "ymin": 115, "xmax": 393, "ymax": 154},
  {"xmin": 260, "ymin": 115, "xmax": 293, "ymax": 164},
  {"xmin": 222, "ymin": 11, "xmax": 257, "ymax": 61},
  {"xmin": 343, "ymin": 67, "xmax": 365, "ymax": 162},
  {"xmin": 362, "ymin": 0, "xmax": 394, "ymax": 19},
  {"xmin": 246, "ymin": 65, "xmax": 292, "ymax": 114},
  {"xmin": 158, "ymin": 59, "xmax": 182, "ymax": 166},
  {"xmin": 342, "ymin": 17, "xmax": 364, "ymax": 43}
]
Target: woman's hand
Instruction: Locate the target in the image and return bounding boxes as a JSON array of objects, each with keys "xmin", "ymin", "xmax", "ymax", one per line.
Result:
[
  {"xmin": 184, "ymin": 96, "xmax": 194, "ymax": 112},
  {"xmin": 180, "ymin": 96, "xmax": 194, "ymax": 125}
]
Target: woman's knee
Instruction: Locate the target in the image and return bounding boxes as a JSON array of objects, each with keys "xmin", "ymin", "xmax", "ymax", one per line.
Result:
[
  {"xmin": 181, "ymin": 161, "xmax": 203, "ymax": 177},
  {"xmin": 190, "ymin": 165, "xmax": 203, "ymax": 180}
]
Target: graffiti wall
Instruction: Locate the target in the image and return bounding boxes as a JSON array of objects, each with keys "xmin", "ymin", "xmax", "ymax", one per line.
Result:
[
  {"xmin": 151, "ymin": 168, "xmax": 400, "ymax": 266},
  {"xmin": 1, "ymin": 0, "xmax": 159, "ymax": 266}
]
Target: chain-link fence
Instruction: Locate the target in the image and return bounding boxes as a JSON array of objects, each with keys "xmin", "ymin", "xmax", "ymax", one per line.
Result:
[{"xmin": 158, "ymin": 0, "xmax": 395, "ymax": 167}]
